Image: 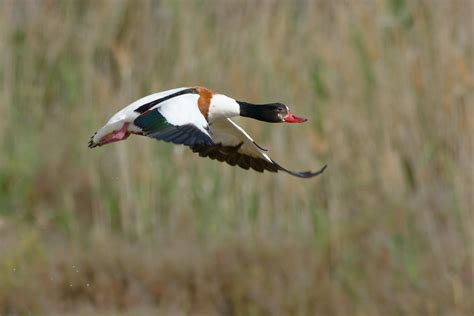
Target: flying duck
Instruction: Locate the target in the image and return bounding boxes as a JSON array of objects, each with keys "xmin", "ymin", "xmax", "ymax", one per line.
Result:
[{"xmin": 89, "ymin": 87, "xmax": 327, "ymax": 178}]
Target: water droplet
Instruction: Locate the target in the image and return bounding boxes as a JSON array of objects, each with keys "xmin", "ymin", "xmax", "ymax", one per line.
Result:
[
  {"xmin": 69, "ymin": 284, "xmax": 73, "ymax": 287},
  {"xmin": 86, "ymin": 283, "xmax": 90, "ymax": 287}
]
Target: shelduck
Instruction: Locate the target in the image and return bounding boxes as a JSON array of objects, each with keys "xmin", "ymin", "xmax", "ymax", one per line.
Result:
[{"xmin": 89, "ymin": 87, "xmax": 327, "ymax": 178}]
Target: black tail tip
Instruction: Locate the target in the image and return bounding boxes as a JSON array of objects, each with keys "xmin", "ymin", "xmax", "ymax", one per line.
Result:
[{"xmin": 88, "ymin": 139, "xmax": 98, "ymax": 148}]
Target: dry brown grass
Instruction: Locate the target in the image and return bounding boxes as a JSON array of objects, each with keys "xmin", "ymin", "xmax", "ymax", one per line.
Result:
[{"xmin": 0, "ymin": 0, "xmax": 473, "ymax": 315}]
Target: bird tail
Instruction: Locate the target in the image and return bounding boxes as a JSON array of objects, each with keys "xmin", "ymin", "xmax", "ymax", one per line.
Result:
[{"xmin": 88, "ymin": 131, "xmax": 99, "ymax": 148}]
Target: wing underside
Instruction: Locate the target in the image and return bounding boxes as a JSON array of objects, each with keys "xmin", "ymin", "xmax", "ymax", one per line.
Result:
[
  {"xmin": 191, "ymin": 118, "xmax": 326, "ymax": 178},
  {"xmin": 191, "ymin": 143, "xmax": 279, "ymax": 172}
]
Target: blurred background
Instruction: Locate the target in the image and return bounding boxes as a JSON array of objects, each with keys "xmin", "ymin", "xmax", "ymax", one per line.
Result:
[{"xmin": 0, "ymin": 0, "xmax": 472, "ymax": 315}]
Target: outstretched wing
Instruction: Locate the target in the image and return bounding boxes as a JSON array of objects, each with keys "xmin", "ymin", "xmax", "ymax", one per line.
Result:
[
  {"xmin": 191, "ymin": 118, "xmax": 326, "ymax": 178},
  {"xmin": 133, "ymin": 93, "xmax": 214, "ymax": 147}
]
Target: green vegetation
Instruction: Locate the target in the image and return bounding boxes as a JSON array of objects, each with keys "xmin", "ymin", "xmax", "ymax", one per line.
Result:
[{"xmin": 0, "ymin": 0, "xmax": 472, "ymax": 315}]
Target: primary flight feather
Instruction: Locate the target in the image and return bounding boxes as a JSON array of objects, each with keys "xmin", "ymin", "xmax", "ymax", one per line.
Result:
[{"xmin": 89, "ymin": 87, "xmax": 327, "ymax": 178}]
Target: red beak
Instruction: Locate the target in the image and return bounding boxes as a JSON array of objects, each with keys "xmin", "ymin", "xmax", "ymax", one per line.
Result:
[{"xmin": 284, "ymin": 112, "xmax": 307, "ymax": 123}]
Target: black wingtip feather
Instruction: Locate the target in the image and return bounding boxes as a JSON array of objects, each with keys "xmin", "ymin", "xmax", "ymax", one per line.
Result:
[{"xmin": 273, "ymin": 162, "xmax": 327, "ymax": 178}]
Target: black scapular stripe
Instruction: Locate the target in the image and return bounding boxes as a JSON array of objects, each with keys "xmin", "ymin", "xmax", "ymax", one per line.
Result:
[{"xmin": 134, "ymin": 88, "xmax": 198, "ymax": 114}]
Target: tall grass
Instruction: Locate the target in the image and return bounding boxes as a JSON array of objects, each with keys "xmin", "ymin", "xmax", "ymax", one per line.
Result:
[{"xmin": 0, "ymin": 0, "xmax": 472, "ymax": 314}]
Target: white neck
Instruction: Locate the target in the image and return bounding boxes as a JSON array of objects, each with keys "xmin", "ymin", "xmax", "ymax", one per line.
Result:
[{"xmin": 207, "ymin": 94, "xmax": 240, "ymax": 122}]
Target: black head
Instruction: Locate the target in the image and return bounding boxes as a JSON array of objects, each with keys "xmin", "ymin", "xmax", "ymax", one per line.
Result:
[{"xmin": 238, "ymin": 101, "xmax": 307, "ymax": 123}]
